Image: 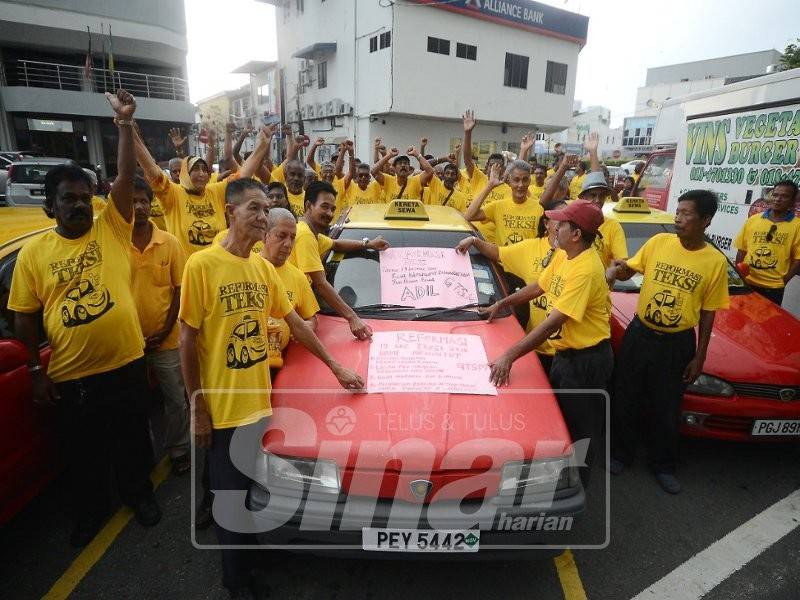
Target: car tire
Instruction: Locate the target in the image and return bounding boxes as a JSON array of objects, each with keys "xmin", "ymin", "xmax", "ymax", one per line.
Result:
[{"xmin": 241, "ymin": 347, "xmax": 249, "ymax": 366}]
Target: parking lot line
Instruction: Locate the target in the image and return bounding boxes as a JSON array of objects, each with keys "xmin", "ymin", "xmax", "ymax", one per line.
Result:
[
  {"xmin": 41, "ymin": 458, "xmax": 171, "ymax": 600},
  {"xmin": 631, "ymin": 488, "xmax": 800, "ymax": 599},
  {"xmin": 554, "ymin": 549, "xmax": 587, "ymax": 600}
]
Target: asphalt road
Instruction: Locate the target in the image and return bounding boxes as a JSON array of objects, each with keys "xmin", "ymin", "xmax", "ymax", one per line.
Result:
[{"xmin": 1, "ymin": 416, "xmax": 798, "ymax": 600}]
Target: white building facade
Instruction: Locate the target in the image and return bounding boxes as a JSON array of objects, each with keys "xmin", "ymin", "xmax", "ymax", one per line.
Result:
[
  {"xmin": 260, "ymin": 0, "xmax": 588, "ymax": 163},
  {"xmin": 551, "ymin": 105, "xmax": 623, "ymax": 159}
]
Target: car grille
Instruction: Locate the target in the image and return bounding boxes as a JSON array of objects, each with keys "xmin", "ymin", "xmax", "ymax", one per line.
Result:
[
  {"xmin": 731, "ymin": 383, "xmax": 800, "ymax": 402},
  {"xmin": 704, "ymin": 415, "xmax": 752, "ymax": 432}
]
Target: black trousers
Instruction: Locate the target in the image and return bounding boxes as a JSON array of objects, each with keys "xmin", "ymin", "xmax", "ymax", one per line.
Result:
[
  {"xmin": 55, "ymin": 358, "xmax": 154, "ymax": 519},
  {"xmin": 549, "ymin": 340, "xmax": 614, "ymax": 489},
  {"xmin": 612, "ymin": 317, "xmax": 696, "ymax": 474},
  {"xmin": 750, "ymin": 284, "xmax": 784, "ymax": 306},
  {"xmin": 207, "ymin": 419, "xmax": 268, "ymax": 590}
]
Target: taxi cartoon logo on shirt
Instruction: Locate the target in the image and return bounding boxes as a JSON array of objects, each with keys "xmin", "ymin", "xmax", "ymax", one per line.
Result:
[
  {"xmin": 187, "ymin": 220, "xmax": 216, "ymax": 246},
  {"xmin": 226, "ymin": 314, "xmax": 268, "ymax": 369},
  {"xmin": 644, "ymin": 289, "xmax": 683, "ymax": 328},
  {"xmin": 60, "ymin": 276, "xmax": 114, "ymax": 328},
  {"xmin": 750, "ymin": 246, "xmax": 779, "ymax": 270}
]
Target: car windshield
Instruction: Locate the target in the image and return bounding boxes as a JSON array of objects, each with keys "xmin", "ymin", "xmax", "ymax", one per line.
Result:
[
  {"xmin": 637, "ymin": 154, "xmax": 674, "ymax": 197},
  {"xmin": 615, "ymin": 222, "xmax": 747, "ymax": 293},
  {"xmin": 322, "ymin": 228, "xmax": 505, "ymax": 321}
]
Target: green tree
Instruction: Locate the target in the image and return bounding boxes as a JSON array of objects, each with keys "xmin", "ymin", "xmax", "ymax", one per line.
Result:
[{"xmin": 780, "ymin": 39, "xmax": 800, "ymax": 70}]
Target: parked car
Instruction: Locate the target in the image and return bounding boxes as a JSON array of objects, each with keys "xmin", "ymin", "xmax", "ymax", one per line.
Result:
[
  {"xmin": 607, "ymin": 198, "xmax": 800, "ymax": 441},
  {"xmin": 0, "ymin": 151, "xmax": 35, "ymax": 203},
  {"xmin": 0, "ymin": 210, "xmax": 57, "ymax": 524},
  {"xmin": 247, "ymin": 200, "xmax": 585, "ymax": 556},
  {"xmin": 6, "ymin": 157, "xmax": 70, "ymax": 206},
  {"xmin": 620, "ymin": 160, "xmax": 645, "ymax": 175}
]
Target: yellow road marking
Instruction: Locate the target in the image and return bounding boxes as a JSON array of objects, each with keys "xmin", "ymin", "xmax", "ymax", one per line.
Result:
[
  {"xmin": 554, "ymin": 549, "xmax": 588, "ymax": 600},
  {"xmin": 42, "ymin": 458, "xmax": 171, "ymax": 600}
]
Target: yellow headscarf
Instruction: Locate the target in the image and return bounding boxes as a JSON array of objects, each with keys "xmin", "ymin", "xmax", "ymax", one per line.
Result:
[{"xmin": 179, "ymin": 155, "xmax": 207, "ymax": 194}]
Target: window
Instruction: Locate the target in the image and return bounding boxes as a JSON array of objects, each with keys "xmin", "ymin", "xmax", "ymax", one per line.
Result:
[
  {"xmin": 369, "ymin": 36, "xmax": 378, "ymax": 53},
  {"xmin": 456, "ymin": 42, "xmax": 477, "ymax": 61},
  {"xmin": 257, "ymin": 84, "xmax": 269, "ymax": 105},
  {"xmin": 232, "ymin": 96, "xmax": 251, "ymax": 119},
  {"xmin": 427, "ymin": 36, "xmax": 450, "ymax": 55},
  {"xmin": 317, "ymin": 61, "xmax": 327, "ymax": 89},
  {"xmin": 544, "ymin": 61, "xmax": 567, "ymax": 94},
  {"xmin": 379, "ymin": 31, "xmax": 391, "ymax": 49},
  {"xmin": 504, "ymin": 53, "xmax": 529, "ymax": 89}
]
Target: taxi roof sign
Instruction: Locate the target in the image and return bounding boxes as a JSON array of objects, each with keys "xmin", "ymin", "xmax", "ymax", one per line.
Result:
[
  {"xmin": 613, "ymin": 197, "xmax": 651, "ymax": 214},
  {"xmin": 384, "ymin": 199, "xmax": 429, "ymax": 221}
]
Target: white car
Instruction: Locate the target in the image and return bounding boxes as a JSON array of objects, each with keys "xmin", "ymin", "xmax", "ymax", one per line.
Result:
[{"xmin": 620, "ymin": 159, "xmax": 645, "ymax": 175}]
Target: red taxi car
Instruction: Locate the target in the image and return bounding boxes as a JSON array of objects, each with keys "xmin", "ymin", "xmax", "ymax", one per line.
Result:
[
  {"xmin": 607, "ymin": 199, "xmax": 800, "ymax": 441},
  {"xmin": 247, "ymin": 200, "xmax": 589, "ymax": 556},
  {"xmin": 0, "ymin": 207, "xmax": 57, "ymax": 524}
]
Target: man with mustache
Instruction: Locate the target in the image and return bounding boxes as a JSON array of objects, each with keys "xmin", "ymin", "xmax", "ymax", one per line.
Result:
[{"xmin": 9, "ymin": 89, "xmax": 162, "ymax": 547}]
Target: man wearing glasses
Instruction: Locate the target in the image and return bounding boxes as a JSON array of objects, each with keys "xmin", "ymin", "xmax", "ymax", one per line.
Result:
[{"xmin": 735, "ymin": 179, "xmax": 800, "ymax": 305}]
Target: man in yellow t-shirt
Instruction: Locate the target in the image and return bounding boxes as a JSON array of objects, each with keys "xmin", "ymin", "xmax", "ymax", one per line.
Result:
[
  {"xmin": 130, "ymin": 176, "xmax": 190, "ymax": 474},
  {"xmin": 178, "ymin": 178, "xmax": 362, "ymax": 593},
  {"xmin": 372, "ymin": 147, "xmax": 434, "ymax": 202},
  {"xmin": 9, "ymin": 90, "xmax": 160, "ymax": 546},
  {"xmin": 734, "ymin": 180, "xmax": 800, "ymax": 305},
  {"xmin": 423, "ymin": 163, "xmax": 469, "ymax": 212},
  {"xmin": 528, "ymin": 164, "xmax": 547, "ymax": 203},
  {"xmin": 608, "ymin": 189, "xmax": 730, "ymax": 494},
  {"xmin": 289, "ymin": 181, "xmax": 389, "ymax": 340},
  {"xmin": 569, "ymin": 161, "xmax": 587, "ymax": 200},
  {"xmin": 259, "ymin": 208, "xmax": 319, "ymax": 369},
  {"xmin": 133, "ymin": 124, "xmax": 276, "ymax": 257},
  {"xmin": 464, "ymin": 160, "xmax": 544, "ymax": 246},
  {"xmin": 486, "ymin": 200, "xmax": 612, "ymax": 488}
]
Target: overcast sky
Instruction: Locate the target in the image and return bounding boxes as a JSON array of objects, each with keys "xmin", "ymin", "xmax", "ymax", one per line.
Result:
[{"xmin": 185, "ymin": 0, "xmax": 800, "ymax": 127}]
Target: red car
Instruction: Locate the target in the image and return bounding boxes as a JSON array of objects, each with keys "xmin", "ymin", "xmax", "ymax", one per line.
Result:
[
  {"xmin": 0, "ymin": 224, "xmax": 57, "ymax": 524},
  {"xmin": 246, "ymin": 202, "xmax": 590, "ymax": 556},
  {"xmin": 607, "ymin": 201, "xmax": 800, "ymax": 441}
]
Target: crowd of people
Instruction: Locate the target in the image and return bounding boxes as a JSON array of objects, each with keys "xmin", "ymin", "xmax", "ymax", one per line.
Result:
[{"xmin": 6, "ymin": 88, "xmax": 800, "ymax": 598}]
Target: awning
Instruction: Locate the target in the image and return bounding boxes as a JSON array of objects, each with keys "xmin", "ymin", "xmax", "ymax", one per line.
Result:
[{"xmin": 292, "ymin": 43, "xmax": 337, "ymax": 60}]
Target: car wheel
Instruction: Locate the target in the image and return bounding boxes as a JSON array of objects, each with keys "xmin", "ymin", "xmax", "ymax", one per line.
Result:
[
  {"xmin": 241, "ymin": 347, "xmax": 249, "ymax": 366},
  {"xmin": 76, "ymin": 305, "xmax": 88, "ymax": 321},
  {"xmin": 61, "ymin": 306, "xmax": 70, "ymax": 325},
  {"xmin": 226, "ymin": 345, "xmax": 236, "ymax": 367}
]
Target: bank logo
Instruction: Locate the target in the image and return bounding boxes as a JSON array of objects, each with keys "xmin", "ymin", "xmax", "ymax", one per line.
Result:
[
  {"xmin": 644, "ymin": 289, "xmax": 683, "ymax": 328},
  {"xmin": 60, "ymin": 278, "xmax": 114, "ymax": 328},
  {"xmin": 226, "ymin": 315, "xmax": 268, "ymax": 369},
  {"xmin": 325, "ymin": 405, "xmax": 357, "ymax": 436}
]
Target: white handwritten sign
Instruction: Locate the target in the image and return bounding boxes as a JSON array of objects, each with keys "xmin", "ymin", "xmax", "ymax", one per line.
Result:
[
  {"xmin": 379, "ymin": 247, "xmax": 479, "ymax": 308},
  {"xmin": 367, "ymin": 331, "xmax": 497, "ymax": 396}
]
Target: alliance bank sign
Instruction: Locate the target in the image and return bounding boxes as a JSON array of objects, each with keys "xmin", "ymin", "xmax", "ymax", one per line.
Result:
[{"xmin": 412, "ymin": 0, "xmax": 589, "ymax": 44}]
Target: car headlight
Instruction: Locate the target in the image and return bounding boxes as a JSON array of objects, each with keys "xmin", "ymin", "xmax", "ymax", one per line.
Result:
[
  {"xmin": 686, "ymin": 373, "xmax": 734, "ymax": 397},
  {"xmin": 498, "ymin": 455, "xmax": 579, "ymax": 497},
  {"xmin": 262, "ymin": 453, "xmax": 340, "ymax": 494}
]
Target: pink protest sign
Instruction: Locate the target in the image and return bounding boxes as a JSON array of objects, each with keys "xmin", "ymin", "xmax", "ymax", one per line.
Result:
[
  {"xmin": 367, "ymin": 331, "xmax": 497, "ymax": 396},
  {"xmin": 379, "ymin": 247, "xmax": 479, "ymax": 308}
]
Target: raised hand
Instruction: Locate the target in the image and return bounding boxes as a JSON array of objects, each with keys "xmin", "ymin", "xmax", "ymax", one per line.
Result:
[
  {"xmin": 462, "ymin": 109, "xmax": 476, "ymax": 132},
  {"xmin": 314, "ymin": 136, "xmax": 325, "ymax": 146},
  {"xmin": 168, "ymin": 127, "xmax": 186, "ymax": 149},
  {"xmin": 488, "ymin": 162, "xmax": 504, "ymax": 187},
  {"xmin": 520, "ymin": 131, "xmax": 534, "ymax": 152},
  {"xmin": 585, "ymin": 131, "xmax": 599, "ymax": 154},
  {"xmin": 387, "ymin": 147, "xmax": 399, "ymax": 158},
  {"xmin": 374, "ymin": 137, "xmax": 382, "ymax": 149},
  {"xmin": 407, "ymin": 146, "xmax": 418, "ymax": 157},
  {"xmin": 563, "ymin": 154, "xmax": 579, "ymax": 169},
  {"xmin": 105, "ymin": 88, "xmax": 136, "ymax": 119}
]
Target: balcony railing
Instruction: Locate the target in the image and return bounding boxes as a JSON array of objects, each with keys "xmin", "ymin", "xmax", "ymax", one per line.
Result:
[{"xmin": 1, "ymin": 59, "xmax": 188, "ymax": 102}]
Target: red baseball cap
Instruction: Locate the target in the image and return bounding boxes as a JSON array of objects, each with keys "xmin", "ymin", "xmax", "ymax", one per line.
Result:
[{"xmin": 545, "ymin": 199, "xmax": 604, "ymax": 234}]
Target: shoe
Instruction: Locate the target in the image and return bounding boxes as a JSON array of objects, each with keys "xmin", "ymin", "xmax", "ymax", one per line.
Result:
[
  {"xmin": 69, "ymin": 513, "xmax": 106, "ymax": 548},
  {"xmin": 608, "ymin": 458, "xmax": 625, "ymax": 475},
  {"xmin": 134, "ymin": 494, "xmax": 162, "ymax": 526},
  {"xmin": 655, "ymin": 472, "xmax": 681, "ymax": 494},
  {"xmin": 195, "ymin": 494, "xmax": 213, "ymax": 530},
  {"xmin": 171, "ymin": 453, "xmax": 191, "ymax": 476}
]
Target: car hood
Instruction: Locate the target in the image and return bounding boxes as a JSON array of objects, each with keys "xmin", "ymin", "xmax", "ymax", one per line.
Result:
[
  {"xmin": 611, "ymin": 290, "xmax": 800, "ymax": 385},
  {"xmin": 267, "ymin": 315, "xmax": 569, "ymax": 472}
]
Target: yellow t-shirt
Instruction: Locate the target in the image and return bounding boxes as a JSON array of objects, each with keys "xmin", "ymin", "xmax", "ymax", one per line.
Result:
[
  {"xmin": 288, "ymin": 189, "xmax": 305, "ymax": 219},
  {"xmin": 149, "ymin": 173, "xmax": 231, "ymax": 258},
  {"xmin": 270, "ymin": 164, "xmax": 285, "ymax": 183},
  {"xmin": 341, "ymin": 180, "xmax": 384, "ymax": 208},
  {"xmin": 593, "ymin": 217, "xmax": 628, "ymax": 267},
  {"xmin": 627, "ymin": 233, "xmax": 730, "ymax": 333},
  {"xmin": 734, "ymin": 213, "xmax": 800, "ymax": 289},
  {"xmin": 482, "ymin": 197, "xmax": 544, "ymax": 246},
  {"xmin": 424, "ymin": 177, "xmax": 468, "ymax": 212},
  {"xmin": 179, "ymin": 244, "xmax": 292, "ymax": 429},
  {"xmin": 8, "ymin": 203, "xmax": 144, "ymax": 382},
  {"xmin": 498, "ymin": 238, "xmax": 562, "ymax": 355},
  {"xmin": 149, "ymin": 197, "xmax": 167, "ymax": 231},
  {"xmin": 380, "ymin": 174, "xmax": 423, "ymax": 202},
  {"xmin": 130, "ymin": 226, "xmax": 186, "ymax": 351},
  {"xmin": 209, "ymin": 172, "xmax": 220, "ymax": 183},
  {"xmin": 528, "ymin": 181, "xmax": 546, "ymax": 203},
  {"xmin": 538, "ymin": 247, "xmax": 610, "ymax": 351},
  {"xmin": 267, "ymin": 260, "xmax": 320, "ymax": 368},
  {"xmin": 569, "ymin": 174, "xmax": 586, "ymax": 200},
  {"xmin": 288, "ymin": 220, "xmax": 334, "ymax": 275},
  {"xmin": 471, "ymin": 169, "xmax": 513, "ymax": 204},
  {"xmin": 459, "ymin": 168, "xmax": 496, "ymax": 243},
  {"xmin": 91, "ymin": 196, "xmax": 106, "ymax": 213},
  {"xmin": 212, "ymin": 228, "xmax": 264, "ymax": 255}
]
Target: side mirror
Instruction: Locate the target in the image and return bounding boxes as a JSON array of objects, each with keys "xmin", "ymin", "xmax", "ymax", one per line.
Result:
[{"xmin": 0, "ymin": 338, "xmax": 31, "ymax": 372}]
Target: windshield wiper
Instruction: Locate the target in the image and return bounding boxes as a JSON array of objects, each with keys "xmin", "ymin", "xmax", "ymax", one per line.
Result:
[
  {"xmin": 411, "ymin": 302, "xmax": 493, "ymax": 320},
  {"xmin": 355, "ymin": 303, "xmax": 416, "ymax": 311}
]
